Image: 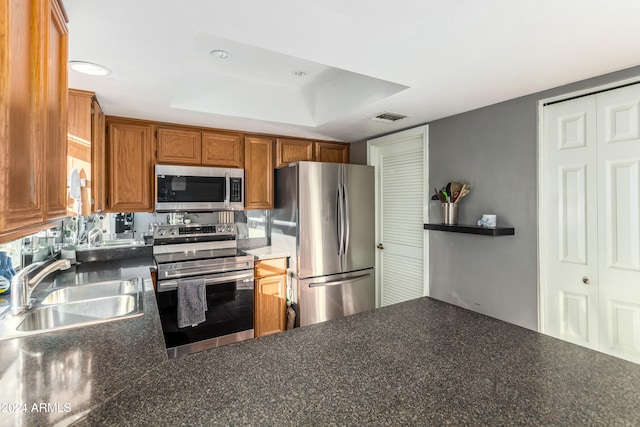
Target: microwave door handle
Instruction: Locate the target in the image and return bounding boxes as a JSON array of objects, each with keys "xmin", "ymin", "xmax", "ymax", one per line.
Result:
[{"xmin": 224, "ymin": 172, "xmax": 230, "ymax": 207}]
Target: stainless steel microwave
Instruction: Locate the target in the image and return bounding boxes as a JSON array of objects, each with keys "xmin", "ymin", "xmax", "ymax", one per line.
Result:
[{"xmin": 155, "ymin": 165, "xmax": 244, "ymax": 211}]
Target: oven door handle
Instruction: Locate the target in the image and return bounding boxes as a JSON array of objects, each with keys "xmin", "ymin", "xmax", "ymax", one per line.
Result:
[{"xmin": 158, "ymin": 271, "xmax": 254, "ymax": 292}]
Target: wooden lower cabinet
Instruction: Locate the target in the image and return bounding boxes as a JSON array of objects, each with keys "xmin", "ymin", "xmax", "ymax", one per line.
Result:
[
  {"xmin": 244, "ymin": 136, "xmax": 274, "ymax": 209},
  {"xmin": 254, "ymin": 258, "xmax": 287, "ymax": 338}
]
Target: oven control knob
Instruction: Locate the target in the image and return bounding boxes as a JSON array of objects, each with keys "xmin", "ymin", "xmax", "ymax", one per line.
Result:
[
  {"xmin": 217, "ymin": 226, "xmax": 224, "ymax": 232},
  {"xmin": 169, "ymin": 228, "xmax": 178, "ymax": 236},
  {"xmin": 226, "ymin": 226, "xmax": 233, "ymax": 232},
  {"xmin": 157, "ymin": 229, "xmax": 166, "ymax": 236}
]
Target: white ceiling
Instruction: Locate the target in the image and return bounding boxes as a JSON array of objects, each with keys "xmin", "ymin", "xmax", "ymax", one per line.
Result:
[{"xmin": 64, "ymin": 0, "xmax": 640, "ymax": 142}]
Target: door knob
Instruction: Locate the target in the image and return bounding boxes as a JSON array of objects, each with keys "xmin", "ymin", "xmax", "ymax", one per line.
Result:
[
  {"xmin": 582, "ymin": 276, "xmax": 590, "ymax": 285},
  {"xmin": 377, "ymin": 243, "xmax": 384, "ymax": 250}
]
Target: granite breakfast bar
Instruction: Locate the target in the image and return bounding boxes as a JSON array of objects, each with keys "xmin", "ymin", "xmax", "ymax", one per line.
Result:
[
  {"xmin": 2, "ymin": 254, "xmax": 640, "ymax": 426},
  {"xmin": 80, "ymin": 297, "xmax": 640, "ymax": 426}
]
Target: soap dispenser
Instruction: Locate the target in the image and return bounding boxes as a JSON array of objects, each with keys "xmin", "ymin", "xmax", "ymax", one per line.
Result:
[{"xmin": 0, "ymin": 251, "xmax": 16, "ymax": 295}]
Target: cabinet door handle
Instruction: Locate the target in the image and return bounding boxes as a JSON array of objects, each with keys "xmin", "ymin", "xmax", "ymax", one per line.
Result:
[
  {"xmin": 377, "ymin": 243, "xmax": 384, "ymax": 250},
  {"xmin": 582, "ymin": 276, "xmax": 590, "ymax": 285}
]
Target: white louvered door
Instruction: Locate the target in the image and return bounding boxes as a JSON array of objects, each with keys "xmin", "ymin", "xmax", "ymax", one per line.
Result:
[
  {"xmin": 369, "ymin": 127, "xmax": 428, "ymax": 307},
  {"xmin": 541, "ymin": 83, "xmax": 640, "ymax": 364}
]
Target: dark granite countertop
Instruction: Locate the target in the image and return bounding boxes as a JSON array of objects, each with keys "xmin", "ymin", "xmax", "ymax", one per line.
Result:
[
  {"xmin": 79, "ymin": 297, "xmax": 640, "ymax": 426},
  {"xmin": 0, "ymin": 257, "xmax": 167, "ymax": 427}
]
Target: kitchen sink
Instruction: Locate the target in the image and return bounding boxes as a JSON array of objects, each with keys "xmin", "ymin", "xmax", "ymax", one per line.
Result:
[
  {"xmin": 17, "ymin": 295, "xmax": 140, "ymax": 332},
  {"xmin": 0, "ymin": 277, "xmax": 145, "ymax": 340},
  {"xmin": 40, "ymin": 279, "xmax": 138, "ymax": 304}
]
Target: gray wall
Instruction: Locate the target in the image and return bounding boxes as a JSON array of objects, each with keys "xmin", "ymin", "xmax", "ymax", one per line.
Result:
[
  {"xmin": 428, "ymin": 65, "xmax": 640, "ymax": 331},
  {"xmin": 350, "ymin": 140, "xmax": 367, "ymax": 165}
]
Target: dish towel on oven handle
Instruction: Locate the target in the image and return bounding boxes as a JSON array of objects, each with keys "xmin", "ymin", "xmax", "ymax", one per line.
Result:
[{"xmin": 177, "ymin": 278, "xmax": 208, "ymax": 328}]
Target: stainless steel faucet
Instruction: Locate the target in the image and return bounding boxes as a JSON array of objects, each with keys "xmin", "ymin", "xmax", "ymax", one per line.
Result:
[
  {"xmin": 87, "ymin": 228, "xmax": 103, "ymax": 247},
  {"xmin": 10, "ymin": 259, "xmax": 71, "ymax": 316}
]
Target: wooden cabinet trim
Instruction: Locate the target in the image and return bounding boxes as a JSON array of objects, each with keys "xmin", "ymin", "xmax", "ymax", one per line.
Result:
[{"xmin": 105, "ymin": 115, "xmax": 347, "ymax": 154}]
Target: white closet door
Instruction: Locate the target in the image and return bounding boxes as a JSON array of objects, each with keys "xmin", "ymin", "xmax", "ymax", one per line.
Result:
[
  {"xmin": 542, "ymin": 96, "xmax": 599, "ymax": 349},
  {"xmin": 596, "ymin": 84, "xmax": 640, "ymax": 363}
]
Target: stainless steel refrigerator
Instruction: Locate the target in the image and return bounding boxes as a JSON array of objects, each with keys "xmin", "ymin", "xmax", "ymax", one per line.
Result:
[{"xmin": 273, "ymin": 161, "xmax": 375, "ymax": 326}]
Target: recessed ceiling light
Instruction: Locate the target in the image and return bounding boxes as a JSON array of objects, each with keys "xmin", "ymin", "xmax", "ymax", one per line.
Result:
[
  {"xmin": 69, "ymin": 61, "xmax": 111, "ymax": 76},
  {"xmin": 210, "ymin": 50, "xmax": 231, "ymax": 59},
  {"xmin": 292, "ymin": 70, "xmax": 307, "ymax": 77}
]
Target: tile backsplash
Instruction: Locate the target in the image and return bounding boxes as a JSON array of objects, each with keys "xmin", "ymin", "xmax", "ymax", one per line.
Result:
[
  {"xmin": 71, "ymin": 210, "xmax": 272, "ymax": 247},
  {"xmin": 0, "ymin": 210, "xmax": 272, "ymax": 280}
]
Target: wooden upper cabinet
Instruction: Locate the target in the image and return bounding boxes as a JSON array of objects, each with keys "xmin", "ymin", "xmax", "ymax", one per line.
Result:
[
  {"xmin": 68, "ymin": 89, "xmax": 93, "ymax": 141},
  {"xmin": 106, "ymin": 119, "xmax": 154, "ymax": 212},
  {"xmin": 202, "ymin": 131, "xmax": 244, "ymax": 168},
  {"xmin": 155, "ymin": 127, "xmax": 244, "ymax": 168},
  {"xmin": 1, "ymin": 0, "xmax": 45, "ymax": 234},
  {"xmin": 315, "ymin": 141, "xmax": 349, "ymax": 164},
  {"xmin": 91, "ymin": 98, "xmax": 106, "ymax": 213},
  {"xmin": 156, "ymin": 127, "xmax": 202, "ymax": 165},
  {"xmin": 244, "ymin": 136, "xmax": 274, "ymax": 210},
  {"xmin": 275, "ymin": 138, "xmax": 349, "ymax": 168},
  {"xmin": 45, "ymin": 0, "xmax": 69, "ymax": 220},
  {"xmin": 67, "ymin": 89, "xmax": 105, "ymax": 215},
  {"xmin": 0, "ymin": 0, "xmax": 69, "ymax": 241},
  {"xmin": 275, "ymin": 138, "xmax": 314, "ymax": 168}
]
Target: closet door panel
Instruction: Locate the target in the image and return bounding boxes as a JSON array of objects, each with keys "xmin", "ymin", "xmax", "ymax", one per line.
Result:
[
  {"xmin": 596, "ymin": 83, "xmax": 640, "ymax": 364},
  {"xmin": 542, "ymin": 95, "xmax": 599, "ymax": 349}
]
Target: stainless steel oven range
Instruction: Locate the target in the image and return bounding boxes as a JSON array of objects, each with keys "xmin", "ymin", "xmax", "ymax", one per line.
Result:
[{"xmin": 153, "ymin": 223, "xmax": 254, "ymax": 359}]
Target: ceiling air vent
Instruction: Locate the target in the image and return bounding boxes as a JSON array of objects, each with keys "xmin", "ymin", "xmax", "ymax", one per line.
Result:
[{"xmin": 371, "ymin": 112, "xmax": 408, "ymax": 123}]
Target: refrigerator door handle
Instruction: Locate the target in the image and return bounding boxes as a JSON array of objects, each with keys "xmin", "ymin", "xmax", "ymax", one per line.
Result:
[
  {"xmin": 343, "ymin": 180, "xmax": 350, "ymax": 256},
  {"xmin": 308, "ymin": 273, "xmax": 371, "ymax": 288},
  {"xmin": 337, "ymin": 176, "xmax": 345, "ymax": 256}
]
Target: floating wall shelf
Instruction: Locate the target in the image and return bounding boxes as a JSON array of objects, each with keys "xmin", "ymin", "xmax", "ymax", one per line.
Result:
[{"xmin": 424, "ymin": 224, "xmax": 515, "ymax": 236}]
